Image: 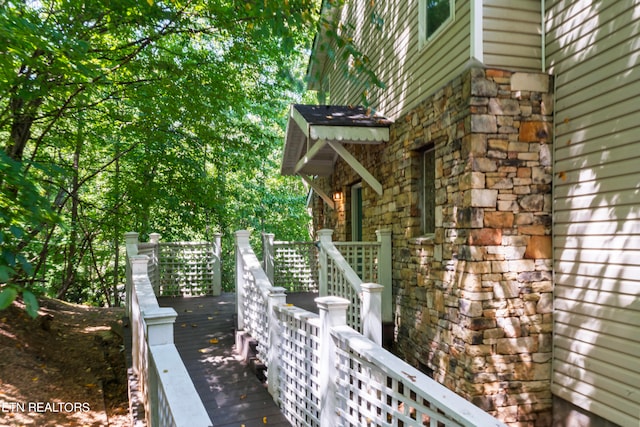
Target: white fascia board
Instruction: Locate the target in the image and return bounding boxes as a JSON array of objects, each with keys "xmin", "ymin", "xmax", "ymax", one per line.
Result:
[
  {"xmin": 291, "ymin": 105, "xmax": 311, "ymax": 139},
  {"xmin": 310, "ymin": 125, "xmax": 389, "ymax": 144},
  {"xmin": 291, "ymin": 105, "xmax": 389, "ymax": 144}
]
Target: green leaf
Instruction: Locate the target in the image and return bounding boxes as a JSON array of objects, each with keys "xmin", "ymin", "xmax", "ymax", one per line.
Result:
[
  {"xmin": 0, "ymin": 287, "xmax": 18, "ymax": 310},
  {"xmin": 23, "ymin": 290, "xmax": 39, "ymax": 319},
  {"xmin": 9, "ymin": 225, "xmax": 23, "ymax": 239},
  {"xmin": 16, "ymin": 254, "xmax": 33, "ymax": 275},
  {"xmin": 0, "ymin": 265, "xmax": 13, "ymax": 283}
]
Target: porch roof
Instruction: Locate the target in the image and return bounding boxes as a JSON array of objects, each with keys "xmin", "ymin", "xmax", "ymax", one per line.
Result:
[{"xmin": 280, "ymin": 104, "xmax": 391, "ymax": 180}]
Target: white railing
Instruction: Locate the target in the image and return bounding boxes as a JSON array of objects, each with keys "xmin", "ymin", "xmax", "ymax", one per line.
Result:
[
  {"xmin": 235, "ymin": 230, "xmax": 277, "ymax": 366},
  {"xmin": 125, "ymin": 232, "xmax": 212, "ymax": 427},
  {"xmin": 317, "ymin": 229, "xmax": 393, "ymax": 332},
  {"xmin": 275, "ymin": 305, "xmax": 321, "ymax": 425},
  {"xmin": 235, "ymin": 230, "xmax": 506, "ymax": 427},
  {"xmin": 262, "ymin": 229, "xmax": 393, "ymax": 332},
  {"xmin": 330, "ymin": 324, "xmax": 508, "ymax": 427},
  {"xmin": 132, "ymin": 233, "xmax": 222, "ymax": 297}
]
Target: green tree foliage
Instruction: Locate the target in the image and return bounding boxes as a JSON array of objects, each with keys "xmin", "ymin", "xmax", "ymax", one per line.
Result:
[{"xmin": 0, "ymin": 0, "xmax": 326, "ymax": 311}]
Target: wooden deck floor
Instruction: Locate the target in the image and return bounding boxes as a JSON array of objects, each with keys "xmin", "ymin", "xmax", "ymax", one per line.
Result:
[{"xmin": 158, "ymin": 293, "xmax": 317, "ymax": 427}]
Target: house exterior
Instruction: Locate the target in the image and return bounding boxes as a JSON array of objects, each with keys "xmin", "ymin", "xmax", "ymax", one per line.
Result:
[{"xmin": 281, "ymin": 1, "xmax": 640, "ymax": 426}]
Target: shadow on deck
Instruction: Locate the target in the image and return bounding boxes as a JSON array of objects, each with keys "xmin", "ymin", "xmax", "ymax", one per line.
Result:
[{"xmin": 158, "ymin": 292, "xmax": 317, "ymax": 427}]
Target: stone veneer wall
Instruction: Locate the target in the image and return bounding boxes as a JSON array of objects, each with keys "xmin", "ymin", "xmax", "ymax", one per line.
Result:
[{"xmin": 310, "ymin": 66, "xmax": 554, "ymax": 426}]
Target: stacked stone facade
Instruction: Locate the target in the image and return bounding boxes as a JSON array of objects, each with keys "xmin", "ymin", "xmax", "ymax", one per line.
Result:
[{"xmin": 310, "ymin": 66, "xmax": 554, "ymax": 426}]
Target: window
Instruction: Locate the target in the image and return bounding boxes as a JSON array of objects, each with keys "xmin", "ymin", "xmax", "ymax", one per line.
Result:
[
  {"xmin": 419, "ymin": 0, "xmax": 454, "ymax": 46},
  {"xmin": 421, "ymin": 148, "xmax": 436, "ymax": 235},
  {"xmin": 351, "ymin": 183, "xmax": 363, "ymax": 242}
]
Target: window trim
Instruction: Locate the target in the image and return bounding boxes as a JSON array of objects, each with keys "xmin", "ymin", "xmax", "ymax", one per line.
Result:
[{"xmin": 418, "ymin": 0, "xmax": 456, "ymax": 50}]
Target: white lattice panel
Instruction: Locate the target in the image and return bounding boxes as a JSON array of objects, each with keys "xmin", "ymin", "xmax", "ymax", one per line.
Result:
[
  {"xmin": 326, "ymin": 256, "xmax": 362, "ymax": 333},
  {"xmin": 273, "ymin": 242, "xmax": 319, "ymax": 292},
  {"xmin": 158, "ymin": 242, "xmax": 217, "ymax": 296},
  {"xmin": 334, "ymin": 242, "xmax": 380, "ymax": 284},
  {"xmin": 241, "ymin": 266, "xmax": 269, "ymax": 363},
  {"xmin": 276, "ymin": 306, "xmax": 321, "ymax": 426},
  {"xmin": 332, "ymin": 328, "xmax": 506, "ymax": 427}
]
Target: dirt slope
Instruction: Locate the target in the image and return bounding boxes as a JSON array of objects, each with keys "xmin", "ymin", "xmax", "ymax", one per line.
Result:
[{"xmin": 0, "ymin": 297, "xmax": 130, "ymax": 426}]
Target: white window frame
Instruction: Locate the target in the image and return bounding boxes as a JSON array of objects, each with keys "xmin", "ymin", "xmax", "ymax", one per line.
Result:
[{"xmin": 419, "ymin": 0, "xmax": 455, "ymax": 50}]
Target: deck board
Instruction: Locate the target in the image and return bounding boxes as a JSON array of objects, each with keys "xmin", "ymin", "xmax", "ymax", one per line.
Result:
[{"xmin": 158, "ymin": 293, "xmax": 304, "ymax": 427}]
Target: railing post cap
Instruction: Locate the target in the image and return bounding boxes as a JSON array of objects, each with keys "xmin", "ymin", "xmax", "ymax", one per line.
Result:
[
  {"xmin": 315, "ymin": 295, "xmax": 350, "ymax": 310},
  {"xmin": 143, "ymin": 307, "xmax": 178, "ymax": 324},
  {"xmin": 376, "ymin": 229, "xmax": 392, "ymax": 237},
  {"xmin": 124, "ymin": 231, "xmax": 139, "ymax": 243},
  {"xmin": 149, "ymin": 233, "xmax": 161, "ymax": 243},
  {"xmin": 317, "ymin": 229, "xmax": 334, "ymax": 242},
  {"xmin": 235, "ymin": 230, "xmax": 251, "ymax": 245},
  {"xmin": 269, "ymin": 286, "xmax": 287, "ymax": 296},
  {"xmin": 361, "ymin": 282, "xmax": 384, "ymax": 292}
]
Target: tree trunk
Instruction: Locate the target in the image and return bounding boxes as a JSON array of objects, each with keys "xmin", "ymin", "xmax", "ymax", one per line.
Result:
[{"xmin": 57, "ymin": 114, "xmax": 83, "ymax": 300}]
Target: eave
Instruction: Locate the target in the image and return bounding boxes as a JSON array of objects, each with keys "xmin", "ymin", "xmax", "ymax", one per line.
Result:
[{"xmin": 280, "ymin": 104, "xmax": 392, "ymax": 207}]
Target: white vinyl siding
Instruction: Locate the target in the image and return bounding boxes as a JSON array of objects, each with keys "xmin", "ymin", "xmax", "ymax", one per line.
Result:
[
  {"xmin": 328, "ymin": 0, "xmax": 471, "ymax": 119},
  {"xmin": 548, "ymin": 1, "xmax": 640, "ymax": 426},
  {"xmin": 483, "ymin": 0, "xmax": 543, "ymax": 70},
  {"xmin": 326, "ymin": 0, "xmax": 545, "ymax": 120}
]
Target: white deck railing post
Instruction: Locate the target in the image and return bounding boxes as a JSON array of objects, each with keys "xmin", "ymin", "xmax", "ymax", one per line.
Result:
[
  {"xmin": 316, "ymin": 296, "xmax": 349, "ymax": 427},
  {"xmin": 317, "ymin": 229, "xmax": 334, "ymax": 297},
  {"xmin": 361, "ymin": 283, "xmax": 383, "ymax": 346},
  {"xmin": 125, "ymin": 231, "xmax": 140, "ymax": 256},
  {"xmin": 124, "ymin": 232, "xmax": 139, "ymax": 312},
  {"xmin": 148, "ymin": 233, "xmax": 161, "ymax": 295},
  {"xmin": 144, "ymin": 308, "xmax": 177, "ymax": 346},
  {"xmin": 212, "ymin": 232, "xmax": 222, "ymax": 296},
  {"xmin": 144, "ymin": 307, "xmax": 178, "ymax": 427},
  {"xmin": 235, "ymin": 230, "xmax": 251, "ymax": 331},
  {"xmin": 375, "ymin": 229, "xmax": 392, "ymax": 324},
  {"xmin": 267, "ymin": 286, "xmax": 286, "ymax": 401},
  {"xmin": 129, "ymin": 254, "xmax": 148, "ymax": 379},
  {"xmin": 262, "ymin": 232, "xmax": 275, "ymax": 284}
]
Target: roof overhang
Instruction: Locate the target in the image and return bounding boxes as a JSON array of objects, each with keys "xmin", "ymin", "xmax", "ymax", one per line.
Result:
[{"xmin": 280, "ymin": 104, "xmax": 392, "ymax": 206}]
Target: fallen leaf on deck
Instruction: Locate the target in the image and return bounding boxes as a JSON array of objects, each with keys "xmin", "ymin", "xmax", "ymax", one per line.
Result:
[
  {"xmin": 209, "ymin": 338, "xmax": 219, "ymax": 344},
  {"xmin": 263, "ymin": 416, "xmax": 268, "ymax": 424},
  {"xmin": 240, "ymin": 394, "xmax": 247, "ymax": 399}
]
